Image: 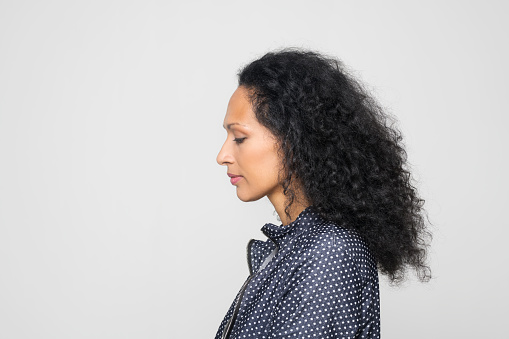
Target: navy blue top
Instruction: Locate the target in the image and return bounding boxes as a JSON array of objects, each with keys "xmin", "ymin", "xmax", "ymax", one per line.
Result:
[{"xmin": 215, "ymin": 205, "xmax": 381, "ymax": 339}]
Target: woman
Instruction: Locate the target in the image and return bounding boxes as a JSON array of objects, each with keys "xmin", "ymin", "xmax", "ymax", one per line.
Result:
[{"xmin": 215, "ymin": 49, "xmax": 431, "ymax": 339}]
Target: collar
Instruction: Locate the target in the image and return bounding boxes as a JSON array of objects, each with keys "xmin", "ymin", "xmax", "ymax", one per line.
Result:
[{"xmin": 261, "ymin": 205, "xmax": 323, "ymax": 246}]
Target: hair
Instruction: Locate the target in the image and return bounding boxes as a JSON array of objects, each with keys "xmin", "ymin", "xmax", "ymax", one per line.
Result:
[{"xmin": 237, "ymin": 48, "xmax": 431, "ymax": 283}]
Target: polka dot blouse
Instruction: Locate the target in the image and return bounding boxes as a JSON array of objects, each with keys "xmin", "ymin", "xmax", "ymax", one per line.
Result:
[{"xmin": 215, "ymin": 205, "xmax": 381, "ymax": 339}]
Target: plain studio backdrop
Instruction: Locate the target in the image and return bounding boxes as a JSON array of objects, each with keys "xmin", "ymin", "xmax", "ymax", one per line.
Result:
[{"xmin": 0, "ymin": 0, "xmax": 507, "ymax": 338}]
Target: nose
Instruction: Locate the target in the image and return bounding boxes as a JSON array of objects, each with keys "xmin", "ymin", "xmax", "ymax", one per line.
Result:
[{"xmin": 216, "ymin": 139, "xmax": 232, "ymax": 166}]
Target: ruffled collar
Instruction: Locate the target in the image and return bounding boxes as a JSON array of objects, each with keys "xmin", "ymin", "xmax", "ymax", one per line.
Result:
[{"xmin": 261, "ymin": 205, "xmax": 322, "ymax": 245}]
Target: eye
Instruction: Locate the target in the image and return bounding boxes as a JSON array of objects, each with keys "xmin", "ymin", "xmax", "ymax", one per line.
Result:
[{"xmin": 234, "ymin": 137, "xmax": 246, "ymax": 144}]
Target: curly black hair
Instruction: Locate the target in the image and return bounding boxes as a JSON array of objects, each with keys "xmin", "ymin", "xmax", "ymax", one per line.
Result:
[{"xmin": 238, "ymin": 48, "xmax": 431, "ymax": 283}]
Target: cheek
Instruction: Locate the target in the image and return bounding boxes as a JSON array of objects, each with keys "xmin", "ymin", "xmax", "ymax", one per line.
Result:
[{"xmin": 245, "ymin": 146, "xmax": 282, "ymax": 184}]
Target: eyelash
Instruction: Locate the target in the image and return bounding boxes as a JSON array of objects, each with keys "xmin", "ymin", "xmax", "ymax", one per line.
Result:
[{"xmin": 234, "ymin": 137, "xmax": 246, "ymax": 144}]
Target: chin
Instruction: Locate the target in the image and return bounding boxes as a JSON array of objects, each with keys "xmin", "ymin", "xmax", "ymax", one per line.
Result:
[{"xmin": 236, "ymin": 188, "xmax": 264, "ymax": 202}]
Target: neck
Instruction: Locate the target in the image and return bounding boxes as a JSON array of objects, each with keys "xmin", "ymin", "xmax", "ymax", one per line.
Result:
[{"xmin": 268, "ymin": 190, "xmax": 311, "ymax": 226}]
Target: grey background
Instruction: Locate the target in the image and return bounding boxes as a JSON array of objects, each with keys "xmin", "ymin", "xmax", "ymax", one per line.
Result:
[{"xmin": 1, "ymin": 0, "xmax": 507, "ymax": 338}]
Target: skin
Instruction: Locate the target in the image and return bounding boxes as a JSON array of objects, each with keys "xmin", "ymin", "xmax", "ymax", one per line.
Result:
[{"xmin": 216, "ymin": 86, "xmax": 311, "ymax": 225}]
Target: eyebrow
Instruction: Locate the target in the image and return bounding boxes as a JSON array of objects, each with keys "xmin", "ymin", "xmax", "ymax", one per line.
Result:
[{"xmin": 223, "ymin": 122, "xmax": 248, "ymax": 130}]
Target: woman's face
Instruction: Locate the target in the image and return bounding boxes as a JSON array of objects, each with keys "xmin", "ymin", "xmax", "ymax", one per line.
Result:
[{"xmin": 217, "ymin": 86, "xmax": 283, "ymax": 203}]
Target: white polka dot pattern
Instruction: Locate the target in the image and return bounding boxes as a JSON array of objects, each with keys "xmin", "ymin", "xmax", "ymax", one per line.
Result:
[{"xmin": 215, "ymin": 205, "xmax": 380, "ymax": 338}]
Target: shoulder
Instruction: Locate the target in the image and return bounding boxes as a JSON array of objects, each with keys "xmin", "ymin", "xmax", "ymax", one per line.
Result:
[
  {"xmin": 297, "ymin": 219, "xmax": 369, "ymax": 253},
  {"xmin": 294, "ymin": 219, "xmax": 378, "ymax": 278}
]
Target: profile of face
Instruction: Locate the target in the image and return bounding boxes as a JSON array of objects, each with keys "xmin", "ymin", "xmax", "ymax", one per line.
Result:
[{"xmin": 216, "ymin": 86, "xmax": 284, "ymax": 203}]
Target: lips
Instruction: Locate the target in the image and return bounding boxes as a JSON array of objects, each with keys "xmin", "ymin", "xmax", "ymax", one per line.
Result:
[
  {"xmin": 227, "ymin": 173, "xmax": 243, "ymax": 185},
  {"xmin": 230, "ymin": 176, "xmax": 243, "ymax": 185}
]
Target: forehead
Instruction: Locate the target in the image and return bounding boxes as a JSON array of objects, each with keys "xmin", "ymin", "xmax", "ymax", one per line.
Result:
[{"xmin": 223, "ymin": 87, "xmax": 255, "ymax": 129}]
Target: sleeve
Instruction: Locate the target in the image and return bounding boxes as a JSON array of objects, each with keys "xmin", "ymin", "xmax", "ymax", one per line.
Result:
[{"xmin": 267, "ymin": 239, "xmax": 380, "ymax": 339}]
